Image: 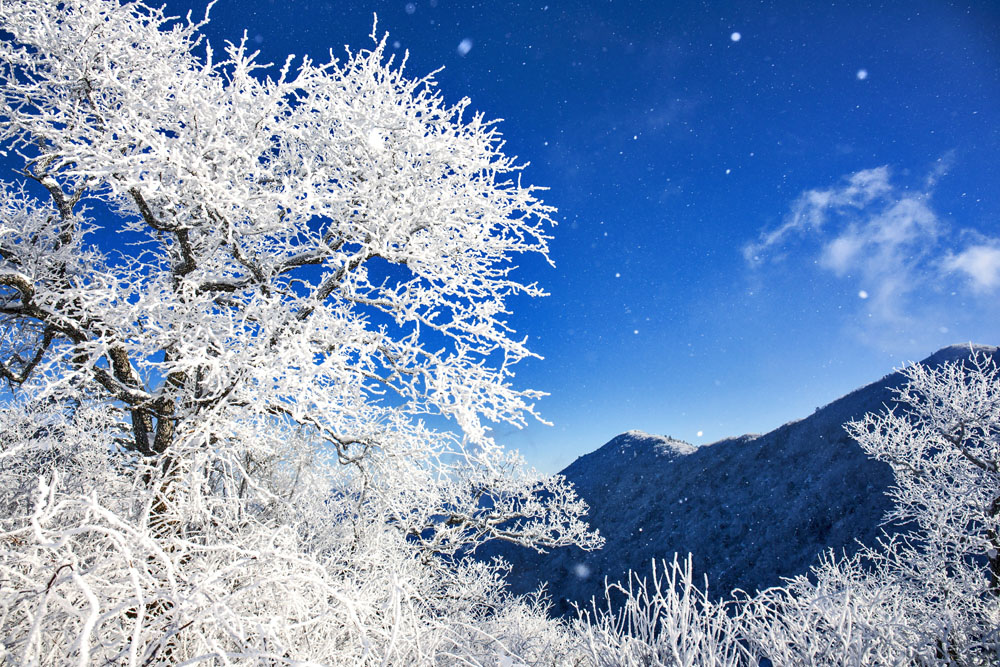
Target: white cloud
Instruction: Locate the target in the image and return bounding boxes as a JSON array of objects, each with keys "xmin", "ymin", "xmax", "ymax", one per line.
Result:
[
  {"xmin": 815, "ymin": 193, "xmax": 941, "ymax": 323},
  {"xmin": 744, "ymin": 162, "xmax": 1000, "ymax": 348},
  {"xmin": 944, "ymin": 244, "xmax": 1000, "ymax": 292},
  {"xmin": 874, "ymin": 197, "xmax": 939, "ymax": 245},
  {"xmin": 742, "ymin": 166, "xmax": 891, "ymax": 266},
  {"xmin": 819, "ymin": 228, "xmax": 864, "ymax": 275}
]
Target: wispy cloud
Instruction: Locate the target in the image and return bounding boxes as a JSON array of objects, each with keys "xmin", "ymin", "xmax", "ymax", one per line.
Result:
[
  {"xmin": 743, "ymin": 166, "xmax": 895, "ymax": 267},
  {"xmin": 944, "ymin": 241, "xmax": 1000, "ymax": 292},
  {"xmin": 743, "ymin": 161, "xmax": 1000, "ymax": 347}
]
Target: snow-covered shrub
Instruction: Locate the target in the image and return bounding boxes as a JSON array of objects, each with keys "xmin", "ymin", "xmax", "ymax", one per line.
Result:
[
  {"xmin": 574, "ymin": 554, "xmax": 747, "ymax": 667},
  {"xmin": 742, "ymin": 350, "xmax": 1000, "ymax": 666}
]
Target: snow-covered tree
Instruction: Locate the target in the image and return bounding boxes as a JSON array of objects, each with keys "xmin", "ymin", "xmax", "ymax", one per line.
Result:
[
  {"xmin": 0, "ymin": 0, "xmax": 600, "ymax": 662},
  {"xmin": 743, "ymin": 350, "xmax": 1000, "ymax": 665},
  {"xmin": 843, "ymin": 351, "xmax": 1000, "ymax": 663},
  {"xmin": 4, "ymin": 4, "xmax": 996, "ymax": 665},
  {"xmin": 847, "ymin": 352, "xmax": 1000, "ymax": 600}
]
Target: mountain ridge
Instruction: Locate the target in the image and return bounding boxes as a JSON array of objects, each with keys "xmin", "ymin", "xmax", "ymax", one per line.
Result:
[{"xmin": 485, "ymin": 343, "xmax": 999, "ymax": 615}]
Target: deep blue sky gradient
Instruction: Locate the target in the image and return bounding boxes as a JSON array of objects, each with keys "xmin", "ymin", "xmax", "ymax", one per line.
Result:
[{"xmin": 164, "ymin": 0, "xmax": 1000, "ymax": 472}]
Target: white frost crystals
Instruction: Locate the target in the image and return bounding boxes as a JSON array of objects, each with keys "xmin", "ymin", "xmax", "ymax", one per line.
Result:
[
  {"xmin": 743, "ymin": 349, "xmax": 1000, "ymax": 665},
  {"xmin": 2, "ymin": 1, "xmax": 999, "ymax": 665},
  {"xmin": 0, "ymin": 0, "xmax": 600, "ymax": 663}
]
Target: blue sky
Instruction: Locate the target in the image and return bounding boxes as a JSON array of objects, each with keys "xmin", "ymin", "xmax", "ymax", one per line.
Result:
[{"xmin": 173, "ymin": 0, "xmax": 998, "ymax": 473}]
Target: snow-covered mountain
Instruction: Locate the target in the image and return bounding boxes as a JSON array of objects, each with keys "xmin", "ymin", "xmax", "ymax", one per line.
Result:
[{"xmin": 484, "ymin": 344, "xmax": 999, "ymax": 615}]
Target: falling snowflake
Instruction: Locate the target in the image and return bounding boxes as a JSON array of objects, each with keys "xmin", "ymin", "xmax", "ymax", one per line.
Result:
[
  {"xmin": 730, "ymin": 32, "xmax": 741, "ymax": 42},
  {"xmin": 856, "ymin": 68, "xmax": 868, "ymax": 80},
  {"xmin": 457, "ymin": 38, "xmax": 473, "ymax": 56}
]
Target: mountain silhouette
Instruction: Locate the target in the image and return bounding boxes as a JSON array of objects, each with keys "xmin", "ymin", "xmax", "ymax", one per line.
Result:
[{"xmin": 483, "ymin": 343, "xmax": 999, "ymax": 615}]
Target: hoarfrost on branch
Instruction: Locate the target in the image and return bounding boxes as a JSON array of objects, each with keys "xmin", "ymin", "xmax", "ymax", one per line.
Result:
[{"xmin": 0, "ymin": 1, "xmax": 600, "ymax": 662}]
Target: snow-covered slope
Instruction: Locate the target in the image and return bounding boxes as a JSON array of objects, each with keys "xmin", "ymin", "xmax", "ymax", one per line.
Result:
[{"xmin": 483, "ymin": 344, "xmax": 999, "ymax": 615}]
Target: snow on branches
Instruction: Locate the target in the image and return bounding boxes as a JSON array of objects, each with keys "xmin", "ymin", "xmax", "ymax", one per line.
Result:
[
  {"xmin": 742, "ymin": 350, "xmax": 1000, "ymax": 665},
  {"xmin": 3, "ymin": 1, "xmax": 995, "ymax": 664},
  {"xmin": 847, "ymin": 351, "xmax": 1000, "ymax": 594},
  {"xmin": 0, "ymin": 0, "xmax": 599, "ymax": 662}
]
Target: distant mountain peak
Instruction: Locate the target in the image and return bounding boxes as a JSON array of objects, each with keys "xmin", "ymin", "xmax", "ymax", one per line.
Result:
[
  {"xmin": 619, "ymin": 429, "xmax": 696, "ymax": 457},
  {"xmin": 485, "ymin": 343, "xmax": 999, "ymax": 616},
  {"xmin": 920, "ymin": 343, "xmax": 998, "ymax": 366}
]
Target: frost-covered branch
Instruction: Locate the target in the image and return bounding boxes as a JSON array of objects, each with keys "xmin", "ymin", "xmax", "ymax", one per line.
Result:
[{"xmin": 0, "ymin": 1, "xmax": 598, "ymax": 662}]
